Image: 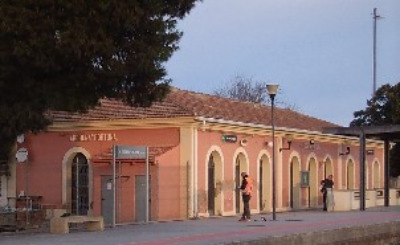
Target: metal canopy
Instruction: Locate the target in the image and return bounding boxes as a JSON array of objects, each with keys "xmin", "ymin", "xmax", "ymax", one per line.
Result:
[
  {"xmin": 323, "ymin": 125, "xmax": 400, "ymax": 211},
  {"xmin": 323, "ymin": 125, "xmax": 400, "ymax": 141}
]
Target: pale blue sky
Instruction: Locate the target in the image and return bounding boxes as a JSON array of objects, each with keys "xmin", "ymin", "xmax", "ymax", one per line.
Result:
[{"xmin": 166, "ymin": 0, "xmax": 400, "ymax": 126}]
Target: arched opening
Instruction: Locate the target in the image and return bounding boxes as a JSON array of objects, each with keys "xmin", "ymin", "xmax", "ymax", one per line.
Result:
[
  {"xmin": 308, "ymin": 157, "xmax": 318, "ymax": 208},
  {"xmin": 259, "ymin": 154, "xmax": 271, "ymax": 212},
  {"xmin": 347, "ymin": 160, "xmax": 355, "ymax": 190},
  {"xmin": 290, "ymin": 157, "xmax": 301, "ymax": 209},
  {"xmin": 207, "ymin": 151, "xmax": 223, "ymax": 216},
  {"xmin": 62, "ymin": 147, "xmax": 92, "ymax": 215},
  {"xmin": 324, "ymin": 159, "xmax": 333, "ymax": 179},
  {"xmin": 235, "ymin": 153, "xmax": 248, "ymax": 214},
  {"xmin": 207, "ymin": 155, "xmax": 215, "ymax": 216}
]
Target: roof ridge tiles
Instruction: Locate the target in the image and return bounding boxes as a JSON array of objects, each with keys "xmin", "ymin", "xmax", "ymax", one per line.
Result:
[{"xmin": 48, "ymin": 87, "xmax": 338, "ymax": 132}]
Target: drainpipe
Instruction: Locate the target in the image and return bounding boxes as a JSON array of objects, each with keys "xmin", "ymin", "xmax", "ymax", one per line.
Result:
[
  {"xmin": 384, "ymin": 140, "xmax": 390, "ymax": 206},
  {"xmin": 360, "ymin": 130, "xmax": 366, "ymax": 211},
  {"xmin": 193, "ymin": 127, "xmax": 199, "ymax": 218}
]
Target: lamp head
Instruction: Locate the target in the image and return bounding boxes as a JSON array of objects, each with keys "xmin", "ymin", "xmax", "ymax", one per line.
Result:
[
  {"xmin": 266, "ymin": 84, "xmax": 279, "ymax": 96},
  {"xmin": 285, "ymin": 134, "xmax": 294, "ymax": 143}
]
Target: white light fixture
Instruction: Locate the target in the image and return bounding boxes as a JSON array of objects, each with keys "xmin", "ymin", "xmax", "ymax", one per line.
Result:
[{"xmin": 266, "ymin": 84, "xmax": 279, "ymax": 96}]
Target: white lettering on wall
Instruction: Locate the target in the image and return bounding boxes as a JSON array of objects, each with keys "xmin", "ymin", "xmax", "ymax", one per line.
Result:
[{"xmin": 69, "ymin": 133, "xmax": 118, "ymax": 142}]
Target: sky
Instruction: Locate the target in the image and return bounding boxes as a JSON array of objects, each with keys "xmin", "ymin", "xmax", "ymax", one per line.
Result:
[{"xmin": 165, "ymin": 0, "xmax": 400, "ymax": 127}]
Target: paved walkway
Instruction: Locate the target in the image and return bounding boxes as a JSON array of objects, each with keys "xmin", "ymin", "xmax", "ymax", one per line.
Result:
[{"xmin": 1, "ymin": 206, "xmax": 400, "ymax": 245}]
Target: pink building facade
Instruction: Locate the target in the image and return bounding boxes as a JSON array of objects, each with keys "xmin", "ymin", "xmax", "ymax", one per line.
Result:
[{"xmin": 0, "ymin": 89, "xmax": 385, "ymax": 224}]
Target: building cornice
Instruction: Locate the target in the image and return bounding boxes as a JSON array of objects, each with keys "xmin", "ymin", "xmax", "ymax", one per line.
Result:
[
  {"xmin": 48, "ymin": 117, "xmax": 197, "ymax": 131},
  {"xmin": 47, "ymin": 115, "xmax": 384, "ymax": 148},
  {"xmin": 196, "ymin": 116, "xmax": 384, "ymax": 147}
]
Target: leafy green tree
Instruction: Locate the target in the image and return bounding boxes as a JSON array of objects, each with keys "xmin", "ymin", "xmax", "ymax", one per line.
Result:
[
  {"xmin": 0, "ymin": 1, "xmax": 200, "ymax": 160},
  {"xmin": 351, "ymin": 84, "xmax": 400, "ymax": 126},
  {"xmin": 351, "ymin": 83, "xmax": 400, "ymax": 177}
]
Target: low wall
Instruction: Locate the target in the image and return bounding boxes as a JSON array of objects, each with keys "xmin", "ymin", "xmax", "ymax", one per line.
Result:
[
  {"xmin": 224, "ymin": 221, "xmax": 400, "ymax": 245},
  {"xmin": 334, "ymin": 188, "xmax": 400, "ymax": 211}
]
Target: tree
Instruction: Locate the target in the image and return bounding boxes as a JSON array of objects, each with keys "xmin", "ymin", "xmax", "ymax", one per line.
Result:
[
  {"xmin": 213, "ymin": 75, "xmax": 298, "ymax": 111},
  {"xmin": 213, "ymin": 75, "xmax": 270, "ymax": 104},
  {"xmin": 0, "ymin": 1, "xmax": 200, "ymax": 160},
  {"xmin": 351, "ymin": 83, "xmax": 400, "ymax": 177},
  {"xmin": 351, "ymin": 84, "xmax": 400, "ymax": 126}
]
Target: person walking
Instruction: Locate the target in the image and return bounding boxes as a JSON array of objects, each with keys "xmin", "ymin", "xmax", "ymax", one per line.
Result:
[{"xmin": 238, "ymin": 172, "xmax": 253, "ymax": 221}]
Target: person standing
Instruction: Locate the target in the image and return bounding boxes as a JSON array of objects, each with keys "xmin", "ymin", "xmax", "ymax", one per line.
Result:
[
  {"xmin": 320, "ymin": 179, "xmax": 327, "ymax": 211},
  {"xmin": 238, "ymin": 172, "xmax": 253, "ymax": 221},
  {"xmin": 321, "ymin": 175, "xmax": 334, "ymax": 212}
]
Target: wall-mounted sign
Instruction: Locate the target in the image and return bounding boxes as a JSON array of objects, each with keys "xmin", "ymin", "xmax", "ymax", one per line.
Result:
[
  {"xmin": 69, "ymin": 133, "xmax": 117, "ymax": 142},
  {"xmin": 16, "ymin": 148, "xmax": 28, "ymax": 163},
  {"xmin": 115, "ymin": 145, "xmax": 147, "ymax": 159},
  {"xmin": 300, "ymin": 171, "xmax": 309, "ymax": 187},
  {"xmin": 221, "ymin": 134, "xmax": 237, "ymax": 143},
  {"xmin": 367, "ymin": 149, "xmax": 374, "ymax": 155},
  {"xmin": 16, "ymin": 134, "xmax": 25, "ymax": 144}
]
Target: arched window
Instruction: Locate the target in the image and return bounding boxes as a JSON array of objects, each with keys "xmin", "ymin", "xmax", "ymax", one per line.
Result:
[{"xmin": 71, "ymin": 153, "xmax": 89, "ymax": 215}]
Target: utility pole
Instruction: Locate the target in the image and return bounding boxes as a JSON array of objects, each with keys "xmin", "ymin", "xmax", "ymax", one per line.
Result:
[{"xmin": 372, "ymin": 8, "xmax": 381, "ymax": 96}]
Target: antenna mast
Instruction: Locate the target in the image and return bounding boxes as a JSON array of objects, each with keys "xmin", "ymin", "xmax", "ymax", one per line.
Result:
[{"xmin": 372, "ymin": 8, "xmax": 381, "ymax": 96}]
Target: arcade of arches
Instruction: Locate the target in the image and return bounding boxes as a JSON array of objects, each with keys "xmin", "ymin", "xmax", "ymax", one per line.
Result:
[{"xmin": 202, "ymin": 147, "xmax": 382, "ymax": 217}]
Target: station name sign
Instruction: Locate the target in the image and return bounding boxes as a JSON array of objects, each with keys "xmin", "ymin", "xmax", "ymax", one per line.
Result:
[
  {"xmin": 115, "ymin": 145, "xmax": 147, "ymax": 159},
  {"xmin": 221, "ymin": 134, "xmax": 237, "ymax": 143},
  {"xmin": 69, "ymin": 133, "xmax": 118, "ymax": 142}
]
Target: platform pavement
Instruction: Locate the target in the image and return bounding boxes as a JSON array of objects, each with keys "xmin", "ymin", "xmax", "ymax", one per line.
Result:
[{"xmin": 1, "ymin": 206, "xmax": 400, "ymax": 245}]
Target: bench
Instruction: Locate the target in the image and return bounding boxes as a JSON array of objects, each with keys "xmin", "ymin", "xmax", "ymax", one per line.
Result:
[{"xmin": 50, "ymin": 215, "xmax": 104, "ymax": 234}]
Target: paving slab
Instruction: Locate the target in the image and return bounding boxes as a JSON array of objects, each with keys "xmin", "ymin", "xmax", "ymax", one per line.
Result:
[{"xmin": 1, "ymin": 206, "xmax": 400, "ymax": 245}]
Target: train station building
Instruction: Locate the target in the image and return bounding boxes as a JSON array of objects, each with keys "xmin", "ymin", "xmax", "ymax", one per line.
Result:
[{"xmin": 0, "ymin": 88, "xmax": 388, "ymax": 226}]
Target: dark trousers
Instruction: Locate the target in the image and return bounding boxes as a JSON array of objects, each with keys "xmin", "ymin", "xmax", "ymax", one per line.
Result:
[
  {"xmin": 242, "ymin": 194, "xmax": 251, "ymax": 219},
  {"xmin": 322, "ymin": 191, "xmax": 327, "ymax": 211}
]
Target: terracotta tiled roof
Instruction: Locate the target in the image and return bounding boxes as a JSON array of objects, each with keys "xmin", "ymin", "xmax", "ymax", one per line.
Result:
[
  {"xmin": 49, "ymin": 87, "xmax": 338, "ymax": 132},
  {"xmin": 47, "ymin": 97, "xmax": 193, "ymax": 122},
  {"xmin": 165, "ymin": 88, "xmax": 338, "ymax": 132}
]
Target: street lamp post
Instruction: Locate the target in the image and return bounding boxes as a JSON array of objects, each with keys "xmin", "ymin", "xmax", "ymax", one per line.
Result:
[{"xmin": 267, "ymin": 84, "xmax": 279, "ymax": 221}]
